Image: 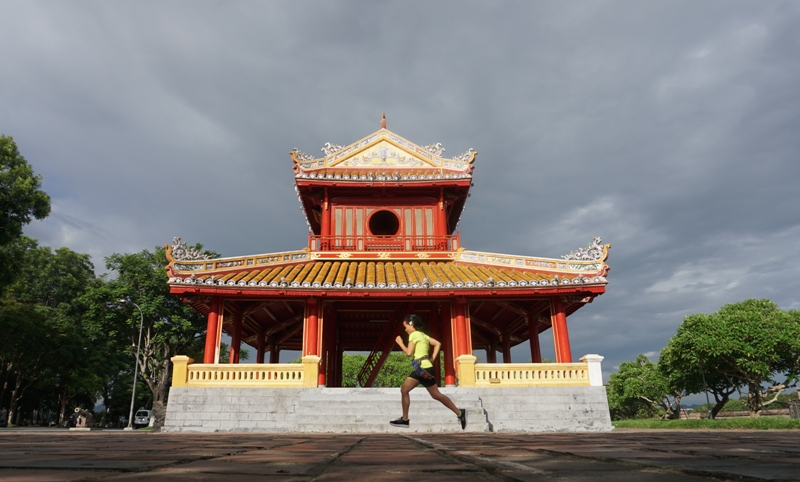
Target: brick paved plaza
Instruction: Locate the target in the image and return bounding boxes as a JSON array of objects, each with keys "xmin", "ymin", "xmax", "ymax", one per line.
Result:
[{"xmin": 1, "ymin": 429, "xmax": 798, "ymax": 481}]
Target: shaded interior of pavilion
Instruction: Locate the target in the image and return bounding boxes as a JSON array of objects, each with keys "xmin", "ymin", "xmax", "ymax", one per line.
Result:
[{"xmin": 185, "ymin": 297, "xmax": 588, "ymax": 386}]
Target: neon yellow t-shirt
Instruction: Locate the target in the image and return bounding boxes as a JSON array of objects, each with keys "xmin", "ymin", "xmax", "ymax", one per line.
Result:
[{"xmin": 409, "ymin": 331, "xmax": 433, "ymax": 368}]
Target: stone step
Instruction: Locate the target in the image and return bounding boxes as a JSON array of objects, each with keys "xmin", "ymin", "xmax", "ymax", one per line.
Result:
[
  {"xmin": 294, "ymin": 388, "xmax": 488, "ymax": 432},
  {"xmin": 294, "ymin": 401, "xmax": 484, "ymax": 415},
  {"xmin": 293, "ymin": 411, "xmax": 474, "ymax": 424}
]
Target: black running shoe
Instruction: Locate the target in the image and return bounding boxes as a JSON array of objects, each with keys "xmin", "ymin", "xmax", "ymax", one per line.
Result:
[
  {"xmin": 458, "ymin": 409, "xmax": 467, "ymax": 430},
  {"xmin": 390, "ymin": 417, "xmax": 409, "ymax": 428}
]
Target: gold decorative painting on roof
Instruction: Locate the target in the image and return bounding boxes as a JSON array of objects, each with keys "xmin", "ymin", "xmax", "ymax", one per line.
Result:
[{"xmin": 291, "ymin": 126, "xmax": 476, "ymax": 182}]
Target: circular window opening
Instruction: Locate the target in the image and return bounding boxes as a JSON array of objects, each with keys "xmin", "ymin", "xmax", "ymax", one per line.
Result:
[{"xmin": 369, "ymin": 210, "xmax": 400, "ymax": 236}]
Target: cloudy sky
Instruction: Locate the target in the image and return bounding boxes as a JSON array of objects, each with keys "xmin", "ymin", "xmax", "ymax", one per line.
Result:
[{"xmin": 2, "ymin": 1, "xmax": 799, "ymax": 392}]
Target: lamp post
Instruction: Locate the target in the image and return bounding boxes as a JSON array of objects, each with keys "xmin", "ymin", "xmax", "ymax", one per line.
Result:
[{"xmin": 119, "ymin": 299, "xmax": 144, "ymax": 431}]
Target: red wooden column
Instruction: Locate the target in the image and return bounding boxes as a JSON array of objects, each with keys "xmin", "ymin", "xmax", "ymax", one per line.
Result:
[
  {"xmin": 256, "ymin": 331, "xmax": 265, "ymax": 364},
  {"xmin": 320, "ymin": 188, "xmax": 331, "ymax": 250},
  {"xmin": 550, "ymin": 297, "xmax": 572, "ymax": 363},
  {"xmin": 319, "ymin": 304, "xmax": 337, "ymax": 386},
  {"xmin": 453, "ymin": 298, "xmax": 469, "ymax": 358},
  {"xmin": 437, "ymin": 188, "xmax": 447, "ymax": 236},
  {"xmin": 203, "ymin": 297, "xmax": 221, "ymax": 364},
  {"xmin": 429, "ymin": 307, "xmax": 441, "ymax": 385},
  {"xmin": 441, "ymin": 303, "xmax": 456, "ymax": 386},
  {"xmin": 304, "ymin": 297, "xmax": 319, "ymax": 357},
  {"xmin": 527, "ymin": 313, "xmax": 542, "ymax": 363},
  {"xmin": 323, "ymin": 306, "xmax": 337, "ymax": 387},
  {"xmin": 229, "ymin": 310, "xmax": 242, "ymax": 364},
  {"xmin": 502, "ymin": 332, "xmax": 512, "ymax": 363}
]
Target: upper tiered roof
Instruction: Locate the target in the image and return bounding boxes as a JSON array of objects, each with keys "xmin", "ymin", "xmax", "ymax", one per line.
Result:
[
  {"xmin": 291, "ymin": 123, "xmax": 476, "ymax": 183},
  {"xmin": 292, "ymin": 116, "xmax": 476, "ymax": 234}
]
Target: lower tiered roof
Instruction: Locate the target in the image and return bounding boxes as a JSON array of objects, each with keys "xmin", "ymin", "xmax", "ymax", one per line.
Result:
[{"xmin": 165, "ymin": 238, "xmax": 610, "ymax": 298}]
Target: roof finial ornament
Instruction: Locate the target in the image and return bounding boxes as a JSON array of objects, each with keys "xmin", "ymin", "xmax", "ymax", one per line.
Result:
[{"xmin": 381, "ymin": 112, "xmax": 386, "ymax": 129}]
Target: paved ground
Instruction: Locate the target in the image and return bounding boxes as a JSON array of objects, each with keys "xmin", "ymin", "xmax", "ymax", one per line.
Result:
[{"xmin": 1, "ymin": 429, "xmax": 798, "ymax": 481}]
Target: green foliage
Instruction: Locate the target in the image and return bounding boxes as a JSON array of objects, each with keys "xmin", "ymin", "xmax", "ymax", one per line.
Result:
[
  {"xmin": 82, "ymin": 244, "xmax": 217, "ymax": 403},
  {"xmin": 0, "ymin": 135, "xmax": 51, "ymax": 247},
  {"xmin": 606, "ymin": 354, "xmax": 681, "ymax": 420},
  {"xmin": 0, "ymin": 134, "xmax": 52, "ymax": 291},
  {"xmin": 659, "ymin": 313, "xmax": 740, "ymax": 418},
  {"xmin": 340, "ymin": 352, "xmax": 444, "ymax": 388},
  {"xmin": 676, "ymin": 300, "xmax": 800, "ymax": 416},
  {"xmin": 612, "ymin": 299, "xmax": 800, "ymax": 420},
  {"xmin": 10, "ymin": 239, "xmax": 95, "ymax": 308},
  {"xmin": 612, "ymin": 418, "xmax": 800, "ymax": 430},
  {"xmin": 0, "ymin": 240, "xmax": 99, "ymax": 425}
]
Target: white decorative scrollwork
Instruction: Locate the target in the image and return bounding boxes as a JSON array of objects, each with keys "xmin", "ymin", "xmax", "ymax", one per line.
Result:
[
  {"xmin": 321, "ymin": 143, "xmax": 343, "ymax": 156},
  {"xmin": 291, "ymin": 148, "xmax": 314, "ymax": 162},
  {"xmin": 562, "ymin": 237, "xmax": 605, "ymax": 261},
  {"xmin": 171, "ymin": 237, "xmax": 211, "ymax": 261},
  {"xmin": 423, "ymin": 143, "xmax": 445, "ymax": 156},
  {"xmin": 453, "ymin": 148, "xmax": 475, "ymax": 163}
]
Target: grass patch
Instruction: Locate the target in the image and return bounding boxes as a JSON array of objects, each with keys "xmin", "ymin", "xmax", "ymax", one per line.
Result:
[{"xmin": 613, "ymin": 418, "xmax": 800, "ymax": 430}]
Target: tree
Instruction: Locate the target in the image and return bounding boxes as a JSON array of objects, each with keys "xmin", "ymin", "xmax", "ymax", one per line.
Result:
[
  {"xmin": 83, "ymin": 244, "xmax": 217, "ymax": 405},
  {"xmin": 0, "ymin": 299, "xmax": 53, "ymax": 425},
  {"xmin": 659, "ymin": 313, "xmax": 740, "ymax": 418},
  {"xmin": 606, "ymin": 354, "xmax": 685, "ymax": 420},
  {"xmin": 0, "ymin": 240, "xmax": 97, "ymax": 425},
  {"xmin": 704, "ymin": 300, "xmax": 800, "ymax": 416},
  {"xmin": 0, "ymin": 135, "xmax": 51, "ymax": 290}
]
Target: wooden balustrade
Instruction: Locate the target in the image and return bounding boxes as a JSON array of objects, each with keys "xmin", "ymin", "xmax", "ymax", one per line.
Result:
[{"xmin": 308, "ymin": 234, "xmax": 460, "ymax": 252}]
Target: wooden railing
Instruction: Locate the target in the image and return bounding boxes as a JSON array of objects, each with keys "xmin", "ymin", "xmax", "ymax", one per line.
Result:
[
  {"xmin": 170, "ymin": 355, "xmax": 320, "ymax": 388},
  {"xmin": 455, "ymin": 354, "xmax": 604, "ymax": 388},
  {"xmin": 308, "ymin": 234, "xmax": 460, "ymax": 252}
]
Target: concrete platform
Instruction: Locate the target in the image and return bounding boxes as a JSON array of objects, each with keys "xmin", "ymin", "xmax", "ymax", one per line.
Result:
[
  {"xmin": 163, "ymin": 386, "xmax": 612, "ymax": 433},
  {"xmin": 1, "ymin": 429, "xmax": 798, "ymax": 481}
]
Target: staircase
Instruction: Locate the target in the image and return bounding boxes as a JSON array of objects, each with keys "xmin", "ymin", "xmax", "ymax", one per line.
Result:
[
  {"xmin": 355, "ymin": 303, "xmax": 415, "ymax": 387},
  {"xmin": 294, "ymin": 388, "xmax": 490, "ymax": 433}
]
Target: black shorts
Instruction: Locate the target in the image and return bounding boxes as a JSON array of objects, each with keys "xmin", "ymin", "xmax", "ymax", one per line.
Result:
[{"xmin": 409, "ymin": 368, "xmax": 437, "ymax": 388}]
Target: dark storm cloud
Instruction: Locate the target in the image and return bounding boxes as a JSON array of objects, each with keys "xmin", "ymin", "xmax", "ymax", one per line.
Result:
[{"xmin": 2, "ymin": 1, "xmax": 799, "ymax": 385}]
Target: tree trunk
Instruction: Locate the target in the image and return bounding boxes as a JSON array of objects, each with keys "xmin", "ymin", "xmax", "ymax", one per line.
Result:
[
  {"xmin": 710, "ymin": 393, "xmax": 729, "ymax": 419},
  {"xmin": 7, "ymin": 376, "xmax": 22, "ymax": 425},
  {"xmin": 747, "ymin": 383, "xmax": 762, "ymax": 417},
  {"xmin": 58, "ymin": 384, "xmax": 68, "ymax": 425}
]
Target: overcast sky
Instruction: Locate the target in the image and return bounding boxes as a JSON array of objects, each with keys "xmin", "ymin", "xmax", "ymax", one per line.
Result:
[{"xmin": 2, "ymin": 1, "xmax": 799, "ymax": 393}]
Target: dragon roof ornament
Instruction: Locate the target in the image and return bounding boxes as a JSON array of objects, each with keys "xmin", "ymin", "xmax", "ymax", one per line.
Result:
[
  {"xmin": 562, "ymin": 237, "xmax": 609, "ymax": 261},
  {"xmin": 170, "ymin": 237, "xmax": 211, "ymax": 261},
  {"xmin": 453, "ymin": 148, "xmax": 475, "ymax": 163},
  {"xmin": 423, "ymin": 143, "xmax": 445, "ymax": 156},
  {"xmin": 291, "ymin": 148, "xmax": 314, "ymax": 162},
  {"xmin": 321, "ymin": 143, "xmax": 343, "ymax": 156}
]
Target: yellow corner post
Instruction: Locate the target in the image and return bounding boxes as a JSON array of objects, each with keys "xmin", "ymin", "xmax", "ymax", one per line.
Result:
[
  {"xmin": 171, "ymin": 355, "xmax": 194, "ymax": 387},
  {"xmin": 455, "ymin": 354, "xmax": 477, "ymax": 387}
]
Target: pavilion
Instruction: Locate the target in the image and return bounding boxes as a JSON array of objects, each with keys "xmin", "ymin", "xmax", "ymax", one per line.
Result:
[{"xmin": 163, "ymin": 118, "xmax": 613, "ymax": 433}]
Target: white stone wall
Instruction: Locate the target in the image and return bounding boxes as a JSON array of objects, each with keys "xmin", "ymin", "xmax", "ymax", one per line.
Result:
[{"xmin": 164, "ymin": 386, "xmax": 612, "ymax": 433}]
